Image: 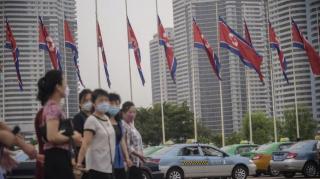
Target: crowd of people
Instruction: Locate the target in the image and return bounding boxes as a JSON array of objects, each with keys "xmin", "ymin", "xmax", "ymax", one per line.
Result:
[{"xmin": 0, "ymin": 70, "xmax": 145, "ymax": 179}]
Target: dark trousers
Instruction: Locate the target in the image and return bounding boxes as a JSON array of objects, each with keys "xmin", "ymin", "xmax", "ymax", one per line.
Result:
[
  {"xmin": 88, "ymin": 170, "xmax": 113, "ymax": 179},
  {"xmin": 128, "ymin": 166, "xmax": 143, "ymax": 179},
  {"xmin": 44, "ymin": 148, "xmax": 74, "ymax": 179},
  {"xmin": 114, "ymin": 168, "xmax": 127, "ymax": 179}
]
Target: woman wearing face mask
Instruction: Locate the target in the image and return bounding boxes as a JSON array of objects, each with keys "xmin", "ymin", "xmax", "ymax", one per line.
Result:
[
  {"xmin": 122, "ymin": 101, "xmax": 145, "ymax": 179},
  {"xmin": 37, "ymin": 70, "xmax": 82, "ymax": 179},
  {"xmin": 72, "ymin": 89, "xmax": 92, "ymax": 179},
  {"xmin": 107, "ymin": 93, "xmax": 133, "ymax": 179},
  {"xmin": 77, "ymin": 89, "xmax": 115, "ymax": 179}
]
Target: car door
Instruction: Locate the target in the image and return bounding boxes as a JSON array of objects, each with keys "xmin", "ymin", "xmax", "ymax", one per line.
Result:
[
  {"xmin": 201, "ymin": 146, "xmax": 233, "ymax": 177},
  {"xmin": 178, "ymin": 146, "xmax": 209, "ymax": 178}
]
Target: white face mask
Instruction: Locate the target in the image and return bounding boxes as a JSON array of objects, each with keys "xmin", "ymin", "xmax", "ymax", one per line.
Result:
[
  {"xmin": 82, "ymin": 101, "xmax": 93, "ymax": 112},
  {"xmin": 96, "ymin": 102, "xmax": 110, "ymax": 113}
]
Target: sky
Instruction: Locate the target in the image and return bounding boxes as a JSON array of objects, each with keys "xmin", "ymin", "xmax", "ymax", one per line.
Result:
[{"xmin": 76, "ymin": 0, "xmax": 174, "ymax": 107}]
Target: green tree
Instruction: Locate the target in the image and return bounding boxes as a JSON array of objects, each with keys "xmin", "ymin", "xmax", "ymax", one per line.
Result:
[
  {"xmin": 226, "ymin": 132, "xmax": 243, "ymax": 145},
  {"xmin": 242, "ymin": 112, "xmax": 273, "ymax": 144},
  {"xmin": 135, "ymin": 102, "xmax": 217, "ymax": 145},
  {"xmin": 135, "ymin": 102, "xmax": 194, "ymax": 145},
  {"xmin": 281, "ymin": 106, "xmax": 317, "ymax": 141}
]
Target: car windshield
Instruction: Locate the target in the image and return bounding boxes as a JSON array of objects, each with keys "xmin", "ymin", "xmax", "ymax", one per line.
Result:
[
  {"xmin": 256, "ymin": 144, "xmax": 273, "ymax": 152},
  {"xmin": 288, "ymin": 141, "xmax": 315, "ymax": 151},
  {"xmin": 144, "ymin": 146, "xmax": 164, "ymax": 157},
  {"xmin": 149, "ymin": 146, "xmax": 174, "ymax": 158},
  {"xmin": 221, "ymin": 146, "xmax": 232, "ymax": 153}
]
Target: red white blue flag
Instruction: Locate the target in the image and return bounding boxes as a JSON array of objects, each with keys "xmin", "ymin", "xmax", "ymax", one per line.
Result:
[
  {"xmin": 158, "ymin": 15, "xmax": 177, "ymax": 83},
  {"xmin": 5, "ymin": 17, "xmax": 23, "ymax": 91},
  {"xmin": 243, "ymin": 19, "xmax": 253, "ymax": 47},
  {"xmin": 292, "ymin": 18, "xmax": 320, "ymax": 75},
  {"xmin": 38, "ymin": 17, "xmax": 62, "ymax": 71},
  {"xmin": 269, "ymin": 21, "xmax": 289, "ymax": 83},
  {"xmin": 219, "ymin": 17, "xmax": 264, "ymax": 83},
  {"xmin": 64, "ymin": 19, "xmax": 85, "ymax": 87},
  {"xmin": 127, "ymin": 17, "xmax": 145, "ymax": 86},
  {"xmin": 97, "ymin": 21, "xmax": 111, "ymax": 88},
  {"xmin": 193, "ymin": 18, "xmax": 221, "ymax": 80}
]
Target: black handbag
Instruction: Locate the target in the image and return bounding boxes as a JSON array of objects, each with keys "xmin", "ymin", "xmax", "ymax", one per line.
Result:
[{"xmin": 40, "ymin": 118, "xmax": 74, "ymax": 142}]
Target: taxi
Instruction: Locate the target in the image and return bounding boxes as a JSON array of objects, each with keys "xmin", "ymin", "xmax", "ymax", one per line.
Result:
[
  {"xmin": 221, "ymin": 141, "xmax": 258, "ymax": 158},
  {"xmin": 148, "ymin": 143, "xmax": 256, "ymax": 179},
  {"xmin": 250, "ymin": 138, "xmax": 294, "ymax": 177}
]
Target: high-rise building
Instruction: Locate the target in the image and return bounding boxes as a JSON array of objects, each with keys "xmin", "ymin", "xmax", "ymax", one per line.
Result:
[
  {"xmin": 150, "ymin": 28, "xmax": 177, "ymax": 104},
  {"xmin": 172, "ymin": 0, "xmax": 273, "ymax": 135},
  {"xmin": 0, "ymin": 0, "xmax": 79, "ymax": 137},
  {"xmin": 268, "ymin": 0, "xmax": 319, "ymax": 121}
]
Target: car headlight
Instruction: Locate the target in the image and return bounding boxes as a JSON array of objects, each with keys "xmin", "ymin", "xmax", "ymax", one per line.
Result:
[{"xmin": 249, "ymin": 160, "xmax": 254, "ymax": 163}]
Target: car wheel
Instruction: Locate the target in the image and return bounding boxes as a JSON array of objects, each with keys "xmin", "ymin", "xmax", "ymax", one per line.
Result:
[
  {"xmin": 283, "ymin": 172, "xmax": 296, "ymax": 178},
  {"xmin": 166, "ymin": 167, "xmax": 184, "ymax": 179},
  {"xmin": 268, "ymin": 166, "xmax": 280, "ymax": 177},
  {"xmin": 232, "ymin": 165, "xmax": 248, "ymax": 179},
  {"xmin": 303, "ymin": 162, "xmax": 318, "ymax": 178},
  {"xmin": 142, "ymin": 169, "xmax": 151, "ymax": 179}
]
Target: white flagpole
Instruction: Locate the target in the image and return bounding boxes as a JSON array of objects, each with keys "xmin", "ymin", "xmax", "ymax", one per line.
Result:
[
  {"xmin": 189, "ymin": 1, "xmax": 198, "ymax": 142},
  {"xmin": 317, "ymin": 8, "xmax": 320, "ymax": 54},
  {"xmin": 155, "ymin": 0, "xmax": 166, "ymax": 144},
  {"xmin": 2, "ymin": 8, "xmax": 5, "ymax": 122},
  {"xmin": 245, "ymin": 69, "xmax": 253, "ymax": 143},
  {"xmin": 289, "ymin": 8, "xmax": 300, "ymax": 139},
  {"xmin": 125, "ymin": 0, "xmax": 133, "ymax": 101},
  {"xmin": 61, "ymin": 0, "xmax": 69, "ymax": 117},
  {"xmin": 266, "ymin": 2, "xmax": 278, "ymax": 143},
  {"xmin": 243, "ymin": 17, "xmax": 253, "ymax": 144},
  {"xmin": 95, "ymin": 0, "xmax": 101, "ymax": 88},
  {"xmin": 216, "ymin": 3, "xmax": 225, "ymax": 147}
]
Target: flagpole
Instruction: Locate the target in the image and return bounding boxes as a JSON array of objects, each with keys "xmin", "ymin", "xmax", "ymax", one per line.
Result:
[
  {"xmin": 317, "ymin": 8, "xmax": 320, "ymax": 55},
  {"xmin": 155, "ymin": 0, "xmax": 166, "ymax": 144},
  {"xmin": 289, "ymin": 8, "xmax": 300, "ymax": 139},
  {"xmin": 95, "ymin": 0, "xmax": 101, "ymax": 88},
  {"xmin": 189, "ymin": 1, "xmax": 198, "ymax": 142},
  {"xmin": 2, "ymin": 10, "xmax": 5, "ymax": 122},
  {"xmin": 243, "ymin": 17, "xmax": 253, "ymax": 144},
  {"xmin": 245, "ymin": 68, "xmax": 253, "ymax": 143},
  {"xmin": 216, "ymin": 3, "xmax": 225, "ymax": 147},
  {"xmin": 61, "ymin": 0, "xmax": 69, "ymax": 117},
  {"xmin": 266, "ymin": 2, "xmax": 278, "ymax": 143},
  {"xmin": 125, "ymin": 0, "xmax": 133, "ymax": 101}
]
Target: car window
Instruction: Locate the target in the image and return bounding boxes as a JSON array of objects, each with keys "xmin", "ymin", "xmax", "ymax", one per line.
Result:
[
  {"xmin": 201, "ymin": 146, "xmax": 223, "ymax": 157},
  {"xmin": 236, "ymin": 146, "xmax": 251, "ymax": 154},
  {"xmin": 279, "ymin": 144, "xmax": 292, "ymax": 151},
  {"xmin": 149, "ymin": 146, "xmax": 173, "ymax": 158},
  {"xmin": 289, "ymin": 141, "xmax": 316, "ymax": 151},
  {"xmin": 179, "ymin": 146, "xmax": 201, "ymax": 156}
]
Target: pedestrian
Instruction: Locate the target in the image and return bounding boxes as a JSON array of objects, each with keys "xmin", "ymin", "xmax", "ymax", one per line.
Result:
[
  {"xmin": 76, "ymin": 89, "xmax": 115, "ymax": 179},
  {"xmin": 107, "ymin": 93, "xmax": 133, "ymax": 179},
  {"xmin": 315, "ymin": 131, "xmax": 320, "ymax": 170},
  {"xmin": 0, "ymin": 122, "xmax": 38, "ymax": 178},
  {"xmin": 72, "ymin": 89, "xmax": 92, "ymax": 179},
  {"xmin": 37, "ymin": 70, "xmax": 82, "ymax": 179},
  {"xmin": 122, "ymin": 101, "xmax": 145, "ymax": 179},
  {"xmin": 34, "ymin": 108, "xmax": 45, "ymax": 179}
]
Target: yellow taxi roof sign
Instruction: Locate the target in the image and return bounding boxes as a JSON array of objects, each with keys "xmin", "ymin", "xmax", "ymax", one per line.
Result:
[
  {"xmin": 240, "ymin": 140, "xmax": 249, "ymax": 144},
  {"xmin": 186, "ymin": 139, "xmax": 196, "ymax": 144},
  {"xmin": 280, "ymin": 137, "xmax": 290, "ymax": 142}
]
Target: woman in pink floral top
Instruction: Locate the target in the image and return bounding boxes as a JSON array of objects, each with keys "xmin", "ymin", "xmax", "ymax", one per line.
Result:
[{"xmin": 37, "ymin": 70, "xmax": 81, "ymax": 179}]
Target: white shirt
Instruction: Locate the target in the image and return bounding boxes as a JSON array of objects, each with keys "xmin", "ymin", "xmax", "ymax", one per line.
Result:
[{"xmin": 84, "ymin": 115, "xmax": 115, "ymax": 173}]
